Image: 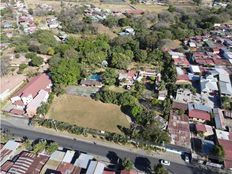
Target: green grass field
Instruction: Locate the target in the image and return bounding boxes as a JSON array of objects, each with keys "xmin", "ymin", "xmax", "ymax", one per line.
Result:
[{"xmin": 48, "ymin": 94, "xmax": 130, "ymax": 134}]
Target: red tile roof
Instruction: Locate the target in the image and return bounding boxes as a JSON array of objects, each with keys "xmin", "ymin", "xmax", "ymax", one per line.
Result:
[
  {"xmin": 1, "ymin": 161, "xmax": 14, "ymax": 172},
  {"xmin": 196, "ymin": 124, "xmax": 207, "ymax": 132},
  {"xmin": 10, "ymin": 109, "xmax": 25, "ymax": 115},
  {"xmin": 173, "ymin": 58, "xmax": 190, "ymax": 66},
  {"xmin": 172, "ymin": 102, "xmax": 188, "ymax": 111},
  {"xmin": 121, "ymin": 170, "xmax": 138, "ymax": 174},
  {"xmin": 177, "ymin": 74, "xmax": 189, "ymax": 81},
  {"xmin": 14, "ymin": 73, "xmax": 51, "ymax": 98},
  {"xmin": 14, "ymin": 100, "xmax": 24, "ymax": 106},
  {"xmin": 188, "ymin": 110, "xmax": 211, "ymax": 121},
  {"xmin": 218, "ymin": 139, "xmax": 232, "ymax": 169},
  {"xmin": 0, "ymin": 149, "xmax": 12, "ymax": 162}
]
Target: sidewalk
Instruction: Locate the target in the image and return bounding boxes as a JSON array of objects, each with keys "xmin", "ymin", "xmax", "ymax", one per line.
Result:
[{"xmin": 1, "ymin": 115, "xmax": 185, "ymax": 165}]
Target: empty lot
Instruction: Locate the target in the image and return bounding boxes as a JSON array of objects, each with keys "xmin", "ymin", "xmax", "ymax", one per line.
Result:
[{"xmin": 48, "ymin": 94, "xmax": 130, "ymax": 134}]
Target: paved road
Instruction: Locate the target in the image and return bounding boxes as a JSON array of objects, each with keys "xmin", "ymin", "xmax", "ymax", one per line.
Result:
[{"xmin": 0, "ymin": 120, "xmax": 222, "ymax": 174}]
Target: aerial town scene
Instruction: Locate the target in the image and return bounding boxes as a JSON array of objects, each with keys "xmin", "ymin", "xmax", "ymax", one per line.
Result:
[{"xmin": 0, "ymin": 0, "xmax": 232, "ymax": 174}]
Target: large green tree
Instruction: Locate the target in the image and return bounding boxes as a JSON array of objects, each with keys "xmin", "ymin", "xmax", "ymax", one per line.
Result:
[
  {"xmin": 122, "ymin": 158, "xmax": 133, "ymax": 170},
  {"xmin": 102, "ymin": 68, "xmax": 118, "ymax": 85},
  {"xmin": 50, "ymin": 59, "xmax": 81, "ymax": 86},
  {"xmin": 154, "ymin": 164, "xmax": 168, "ymax": 174}
]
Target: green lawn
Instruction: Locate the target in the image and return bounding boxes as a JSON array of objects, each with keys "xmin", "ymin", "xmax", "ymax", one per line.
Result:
[{"xmin": 48, "ymin": 94, "xmax": 130, "ymax": 134}]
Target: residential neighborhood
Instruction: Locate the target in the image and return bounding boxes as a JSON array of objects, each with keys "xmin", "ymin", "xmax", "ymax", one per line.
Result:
[{"xmin": 1, "ymin": 0, "xmax": 232, "ymax": 174}]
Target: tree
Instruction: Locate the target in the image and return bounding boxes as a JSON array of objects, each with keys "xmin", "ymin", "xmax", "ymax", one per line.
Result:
[
  {"xmin": 29, "ymin": 56, "xmax": 43, "ymax": 67},
  {"xmin": 111, "ymin": 52, "xmax": 132, "ymax": 69},
  {"xmin": 33, "ymin": 30, "xmax": 57, "ymax": 47},
  {"xmin": 118, "ymin": 92, "xmax": 137, "ymax": 106},
  {"xmin": 154, "ymin": 164, "xmax": 168, "ymax": 174},
  {"xmin": 37, "ymin": 102, "xmax": 49, "ymax": 116},
  {"xmin": 47, "ymin": 47, "xmax": 55, "ymax": 56},
  {"xmin": 193, "ymin": 0, "xmax": 202, "ymax": 6},
  {"xmin": 131, "ymin": 105, "xmax": 143, "ymax": 122},
  {"xmin": 102, "ymin": 68, "xmax": 118, "ymax": 85},
  {"xmin": 122, "ymin": 158, "xmax": 133, "ymax": 170},
  {"xmin": 213, "ymin": 145, "xmax": 224, "ymax": 162},
  {"xmin": 103, "ymin": 15, "xmax": 118, "ymax": 28},
  {"xmin": 50, "ymin": 58, "xmax": 81, "ymax": 86},
  {"xmin": 33, "ymin": 141, "xmax": 46, "ymax": 154},
  {"xmin": 24, "ymin": 139, "xmax": 33, "ymax": 151},
  {"xmin": 46, "ymin": 142, "xmax": 59, "ymax": 154},
  {"xmin": 134, "ymin": 49, "xmax": 147, "ymax": 62}
]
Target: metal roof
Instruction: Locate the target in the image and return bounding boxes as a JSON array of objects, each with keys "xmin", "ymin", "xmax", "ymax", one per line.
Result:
[
  {"xmin": 62, "ymin": 150, "xmax": 75, "ymax": 163},
  {"xmin": 74, "ymin": 153, "xmax": 93, "ymax": 169},
  {"xmin": 86, "ymin": 161, "xmax": 97, "ymax": 174}
]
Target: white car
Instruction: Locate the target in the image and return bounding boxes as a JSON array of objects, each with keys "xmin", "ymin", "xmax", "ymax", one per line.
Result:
[{"xmin": 160, "ymin": 160, "xmax": 170, "ymax": 166}]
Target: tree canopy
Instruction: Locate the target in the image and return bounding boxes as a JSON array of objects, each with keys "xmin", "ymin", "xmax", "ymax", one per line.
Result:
[{"xmin": 50, "ymin": 58, "xmax": 80, "ymax": 86}]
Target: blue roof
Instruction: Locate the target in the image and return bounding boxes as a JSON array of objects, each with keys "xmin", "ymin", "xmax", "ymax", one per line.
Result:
[{"xmin": 202, "ymin": 139, "xmax": 214, "ymax": 155}]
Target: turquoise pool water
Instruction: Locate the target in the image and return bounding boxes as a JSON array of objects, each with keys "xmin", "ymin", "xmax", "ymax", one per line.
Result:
[{"xmin": 89, "ymin": 74, "xmax": 101, "ymax": 81}]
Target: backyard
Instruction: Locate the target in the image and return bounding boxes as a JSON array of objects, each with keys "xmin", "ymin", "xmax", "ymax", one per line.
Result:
[{"xmin": 48, "ymin": 94, "xmax": 130, "ymax": 134}]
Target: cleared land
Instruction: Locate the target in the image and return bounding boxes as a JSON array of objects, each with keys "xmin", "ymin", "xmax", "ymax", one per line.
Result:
[
  {"xmin": 25, "ymin": 0, "xmax": 167, "ymax": 13},
  {"xmin": 48, "ymin": 94, "xmax": 130, "ymax": 134}
]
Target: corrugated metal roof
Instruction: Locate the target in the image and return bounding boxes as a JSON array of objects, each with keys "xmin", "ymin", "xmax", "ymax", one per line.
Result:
[
  {"xmin": 94, "ymin": 162, "xmax": 105, "ymax": 174},
  {"xmin": 50, "ymin": 151, "xmax": 65, "ymax": 162},
  {"xmin": 3, "ymin": 140, "xmax": 20, "ymax": 151},
  {"xmin": 86, "ymin": 161, "xmax": 97, "ymax": 174},
  {"xmin": 62, "ymin": 150, "xmax": 75, "ymax": 163},
  {"xmin": 74, "ymin": 153, "xmax": 93, "ymax": 169}
]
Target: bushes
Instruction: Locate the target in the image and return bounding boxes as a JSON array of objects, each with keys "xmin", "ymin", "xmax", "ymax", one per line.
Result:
[{"xmin": 29, "ymin": 56, "xmax": 43, "ymax": 67}]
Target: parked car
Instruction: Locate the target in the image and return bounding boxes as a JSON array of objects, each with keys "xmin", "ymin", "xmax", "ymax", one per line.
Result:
[{"xmin": 160, "ymin": 160, "xmax": 170, "ymax": 166}]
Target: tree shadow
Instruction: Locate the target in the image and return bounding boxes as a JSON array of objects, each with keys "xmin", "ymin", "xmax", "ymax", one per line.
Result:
[
  {"xmin": 134, "ymin": 157, "xmax": 152, "ymax": 174},
  {"xmin": 106, "ymin": 151, "xmax": 122, "ymax": 165}
]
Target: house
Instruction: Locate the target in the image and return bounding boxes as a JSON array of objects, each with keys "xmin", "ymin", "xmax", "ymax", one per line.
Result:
[
  {"xmin": 188, "ymin": 109, "xmax": 211, "ymax": 123},
  {"xmin": 121, "ymin": 170, "xmax": 138, "ymax": 174},
  {"xmin": 189, "ymin": 65, "xmax": 201, "ymax": 74},
  {"xmin": 118, "ymin": 70, "xmax": 137, "ymax": 88},
  {"xmin": 1, "ymin": 161, "xmax": 14, "ymax": 173},
  {"xmin": 176, "ymin": 67, "xmax": 191, "ymax": 85},
  {"xmin": 216, "ymin": 67, "xmax": 232, "ymax": 97},
  {"xmin": 214, "ymin": 108, "xmax": 226, "ymax": 130},
  {"xmin": 168, "ymin": 113, "xmax": 191, "ymax": 149},
  {"xmin": 195, "ymin": 124, "xmax": 214, "ymax": 137},
  {"xmin": 56, "ymin": 150, "xmax": 75, "ymax": 174},
  {"xmin": 172, "ymin": 101, "xmax": 188, "ymax": 112},
  {"xmin": 7, "ymin": 151, "xmax": 49, "ymax": 174},
  {"xmin": 138, "ymin": 69, "xmax": 156, "ymax": 78},
  {"xmin": 74, "ymin": 153, "xmax": 93, "ymax": 169},
  {"xmin": 0, "ymin": 140, "xmax": 20, "ymax": 166},
  {"xmin": 80, "ymin": 80, "xmax": 103, "ymax": 88},
  {"xmin": 200, "ymin": 74, "xmax": 218, "ymax": 94},
  {"xmin": 86, "ymin": 161, "xmax": 105, "ymax": 174},
  {"xmin": 26, "ymin": 89, "xmax": 49, "ymax": 116},
  {"xmin": 188, "ymin": 103, "xmax": 212, "ymax": 113},
  {"xmin": 158, "ymin": 90, "xmax": 167, "ymax": 101},
  {"xmin": 215, "ymin": 129, "xmax": 232, "ymax": 169},
  {"xmin": 41, "ymin": 150, "xmax": 65, "ymax": 174},
  {"xmin": 10, "ymin": 73, "xmax": 52, "ymax": 116}
]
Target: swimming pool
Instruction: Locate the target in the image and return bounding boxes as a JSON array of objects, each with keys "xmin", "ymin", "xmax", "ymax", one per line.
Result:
[{"xmin": 89, "ymin": 74, "xmax": 101, "ymax": 81}]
